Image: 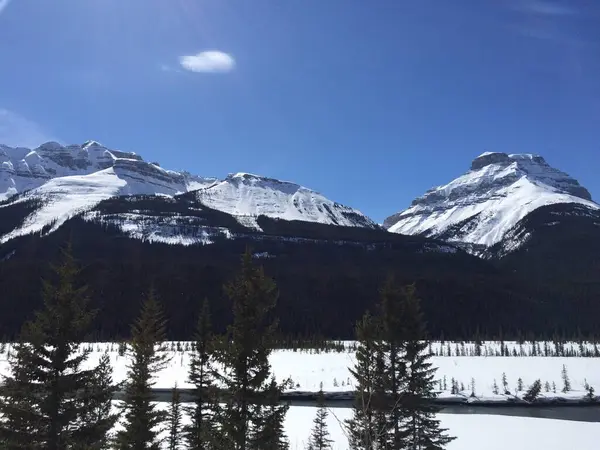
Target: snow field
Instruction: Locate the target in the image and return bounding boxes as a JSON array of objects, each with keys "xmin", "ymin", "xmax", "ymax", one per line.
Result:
[{"xmin": 1, "ymin": 341, "xmax": 599, "ymax": 400}]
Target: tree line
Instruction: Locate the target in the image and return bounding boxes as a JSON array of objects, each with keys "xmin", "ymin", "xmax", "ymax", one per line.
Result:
[{"xmin": 0, "ymin": 246, "xmax": 453, "ymax": 449}]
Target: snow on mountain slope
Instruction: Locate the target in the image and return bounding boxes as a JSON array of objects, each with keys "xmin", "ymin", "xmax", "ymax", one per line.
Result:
[
  {"xmin": 194, "ymin": 172, "xmax": 377, "ymax": 228},
  {"xmin": 0, "ymin": 169, "xmax": 126, "ymax": 243},
  {"xmin": 385, "ymin": 152, "xmax": 599, "ymax": 247},
  {"xmin": 0, "ymin": 140, "xmax": 215, "ymax": 201},
  {"xmin": 0, "ymin": 158, "xmax": 216, "ymax": 243}
]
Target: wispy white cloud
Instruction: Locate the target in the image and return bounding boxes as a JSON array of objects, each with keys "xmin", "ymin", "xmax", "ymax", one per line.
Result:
[
  {"xmin": 0, "ymin": 0, "xmax": 11, "ymax": 15},
  {"xmin": 0, "ymin": 109, "xmax": 56, "ymax": 148},
  {"xmin": 516, "ymin": 0, "xmax": 578, "ymax": 16},
  {"xmin": 179, "ymin": 51, "xmax": 235, "ymax": 74},
  {"xmin": 509, "ymin": 0, "xmax": 588, "ymax": 45}
]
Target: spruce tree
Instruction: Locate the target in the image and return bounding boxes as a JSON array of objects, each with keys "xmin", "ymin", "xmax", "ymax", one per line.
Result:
[
  {"xmin": 77, "ymin": 353, "xmax": 120, "ymax": 448},
  {"xmin": 0, "ymin": 246, "xmax": 117, "ymax": 449},
  {"xmin": 167, "ymin": 385, "xmax": 183, "ymax": 450},
  {"xmin": 116, "ymin": 290, "xmax": 170, "ymax": 450},
  {"xmin": 345, "ymin": 312, "xmax": 382, "ymax": 450},
  {"xmin": 249, "ymin": 377, "xmax": 289, "ymax": 450},
  {"xmin": 561, "ymin": 365, "xmax": 571, "ymax": 393},
  {"xmin": 492, "ymin": 379, "xmax": 499, "ymax": 395},
  {"xmin": 398, "ymin": 284, "xmax": 455, "ymax": 450},
  {"xmin": 585, "ymin": 383, "xmax": 595, "ymax": 401},
  {"xmin": 307, "ymin": 390, "xmax": 333, "ymax": 450},
  {"xmin": 523, "ymin": 380, "xmax": 542, "ymax": 402},
  {"xmin": 450, "ymin": 378, "xmax": 458, "ymax": 395},
  {"xmin": 213, "ymin": 249, "xmax": 287, "ymax": 450},
  {"xmin": 185, "ymin": 298, "xmax": 220, "ymax": 449},
  {"xmin": 378, "ymin": 276, "xmax": 407, "ymax": 449},
  {"xmin": 501, "ymin": 373, "xmax": 509, "ymax": 395}
]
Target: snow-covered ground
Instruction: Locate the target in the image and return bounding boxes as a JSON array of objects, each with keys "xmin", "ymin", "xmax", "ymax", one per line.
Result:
[
  {"xmin": 284, "ymin": 408, "xmax": 600, "ymax": 450},
  {"xmin": 1, "ymin": 341, "xmax": 599, "ymax": 448},
  {"xmin": 1, "ymin": 341, "xmax": 598, "ymax": 401}
]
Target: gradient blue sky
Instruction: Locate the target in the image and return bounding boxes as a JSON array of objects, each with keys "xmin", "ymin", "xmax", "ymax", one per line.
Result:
[{"xmin": 1, "ymin": 0, "xmax": 599, "ymax": 222}]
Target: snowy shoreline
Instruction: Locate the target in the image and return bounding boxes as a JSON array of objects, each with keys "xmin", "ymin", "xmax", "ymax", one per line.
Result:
[{"xmin": 3, "ymin": 341, "xmax": 599, "ymax": 406}]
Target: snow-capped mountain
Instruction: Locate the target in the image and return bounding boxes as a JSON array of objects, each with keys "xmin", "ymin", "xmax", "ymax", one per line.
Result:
[
  {"xmin": 0, "ymin": 140, "xmax": 215, "ymax": 200},
  {"xmin": 194, "ymin": 172, "xmax": 376, "ymax": 229},
  {"xmin": 384, "ymin": 152, "xmax": 599, "ymax": 251},
  {"xmin": 0, "ymin": 141, "xmax": 376, "ymax": 244}
]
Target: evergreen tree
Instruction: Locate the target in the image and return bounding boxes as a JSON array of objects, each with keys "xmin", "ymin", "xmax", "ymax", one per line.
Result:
[
  {"xmin": 470, "ymin": 378, "xmax": 476, "ymax": 397},
  {"xmin": 378, "ymin": 276, "xmax": 408, "ymax": 449},
  {"xmin": 116, "ymin": 290, "xmax": 170, "ymax": 450},
  {"xmin": 523, "ymin": 380, "xmax": 542, "ymax": 402},
  {"xmin": 307, "ymin": 390, "xmax": 333, "ymax": 450},
  {"xmin": 0, "ymin": 246, "xmax": 117, "ymax": 449},
  {"xmin": 345, "ymin": 312, "xmax": 383, "ymax": 450},
  {"xmin": 78, "ymin": 353, "xmax": 120, "ymax": 449},
  {"xmin": 492, "ymin": 379, "xmax": 499, "ymax": 395},
  {"xmin": 249, "ymin": 377, "xmax": 289, "ymax": 450},
  {"xmin": 544, "ymin": 381, "xmax": 551, "ymax": 393},
  {"xmin": 213, "ymin": 249, "xmax": 287, "ymax": 450},
  {"xmin": 561, "ymin": 365, "xmax": 571, "ymax": 393},
  {"xmin": 398, "ymin": 284, "xmax": 455, "ymax": 450},
  {"xmin": 167, "ymin": 385, "xmax": 183, "ymax": 450},
  {"xmin": 185, "ymin": 298, "xmax": 221, "ymax": 450},
  {"xmin": 585, "ymin": 383, "xmax": 595, "ymax": 401},
  {"xmin": 517, "ymin": 378, "xmax": 524, "ymax": 392},
  {"xmin": 450, "ymin": 378, "xmax": 458, "ymax": 395}
]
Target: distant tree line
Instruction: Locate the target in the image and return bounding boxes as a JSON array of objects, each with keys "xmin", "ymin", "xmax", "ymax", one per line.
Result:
[{"xmin": 0, "ymin": 246, "xmax": 454, "ymax": 449}]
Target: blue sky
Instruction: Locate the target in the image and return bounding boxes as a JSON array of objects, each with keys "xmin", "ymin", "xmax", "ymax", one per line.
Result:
[{"xmin": 1, "ymin": 0, "xmax": 599, "ymax": 222}]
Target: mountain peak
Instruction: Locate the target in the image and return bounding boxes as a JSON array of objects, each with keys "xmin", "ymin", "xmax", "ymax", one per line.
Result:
[
  {"xmin": 471, "ymin": 152, "xmax": 547, "ymax": 171},
  {"xmin": 196, "ymin": 172, "xmax": 376, "ymax": 228},
  {"xmin": 385, "ymin": 152, "xmax": 598, "ymax": 248},
  {"xmin": 226, "ymin": 172, "xmax": 302, "ymax": 188},
  {"xmin": 36, "ymin": 141, "xmax": 64, "ymax": 151}
]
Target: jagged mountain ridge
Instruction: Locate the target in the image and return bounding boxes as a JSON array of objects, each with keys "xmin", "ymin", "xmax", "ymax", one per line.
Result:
[
  {"xmin": 385, "ymin": 152, "xmax": 599, "ymax": 251},
  {"xmin": 0, "ymin": 141, "xmax": 376, "ymax": 244},
  {"xmin": 0, "ymin": 140, "xmax": 216, "ymax": 200}
]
